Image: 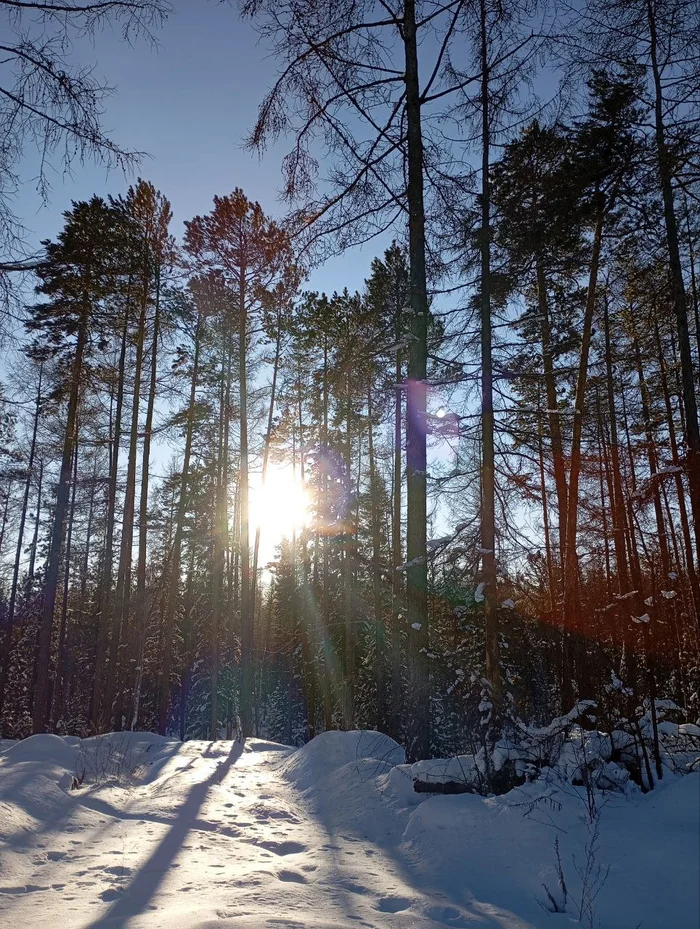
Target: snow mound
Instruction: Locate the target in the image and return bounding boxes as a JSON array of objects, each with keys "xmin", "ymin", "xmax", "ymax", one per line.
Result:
[
  {"xmin": 244, "ymin": 737, "xmax": 292, "ymax": 753},
  {"xmin": 281, "ymin": 730, "xmax": 405, "ymax": 790},
  {"xmin": 4, "ymin": 733, "xmax": 79, "ymax": 771}
]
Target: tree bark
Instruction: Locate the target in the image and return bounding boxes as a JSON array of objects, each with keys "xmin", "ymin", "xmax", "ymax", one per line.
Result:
[
  {"xmin": 239, "ymin": 258, "xmax": 253, "ymax": 739},
  {"xmin": 562, "ymin": 192, "xmax": 605, "ymax": 705},
  {"xmin": 52, "ymin": 435, "xmax": 79, "ymax": 728},
  {"xmin": 479, "ymin": 0, "xmax": 500, "ymax": 703},
  {"xmin": 647, "ymin": 0, "xmax": 700, "ymax": 551},
  {"xmin": 33, "ymin": 298, "xmax": 89, "ymax": 733},
  {"xmin": 157, "ymin": 307, "xmax": 203, "ymax": 734},
  {"xmin": 91, "ymin": 309, "xmax": 129, "ymax": 729},
  {"xmin": 537, "ymin": 261, "xmax": 568, "ymax": 574},
  {"xmin": 403, "ymin": 0, "xmax": 430, "ymax": 762},
  {"xmin": 0, "ymin": 364, "xmax": 42, "ymax": 720},
  {"xmin": 132, "ymin": 261, "xmax": 161, "ymax": 727}
]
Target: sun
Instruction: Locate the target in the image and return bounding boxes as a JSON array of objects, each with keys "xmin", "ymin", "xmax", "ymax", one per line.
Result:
[{"xmin": 249, "ymin": 462, "xmax": 311, "ymax": 554}]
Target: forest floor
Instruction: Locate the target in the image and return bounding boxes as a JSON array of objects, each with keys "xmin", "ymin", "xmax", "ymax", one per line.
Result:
[{"xmin": 0, "ymin": 730, "xmax": 697, "ymax": 929}]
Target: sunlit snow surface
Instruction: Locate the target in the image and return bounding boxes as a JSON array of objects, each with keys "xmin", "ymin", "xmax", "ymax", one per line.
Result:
[{"xmin": 0, "ymin": 730, "xmax": 697, "ymax": 928}]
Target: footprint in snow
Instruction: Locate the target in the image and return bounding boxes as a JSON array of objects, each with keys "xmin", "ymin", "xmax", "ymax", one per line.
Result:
[
  {"xmin": 424, "ymin": 904, "xmax": 472, "ymax": 926},
  {"xmin": 99, "ymin": 888, "xmax": 123, "ymax": 902},
  {"xmin": 103, "ymin": 865, "xmax": 132, "ymax": 877},
  {"xmin": 376, "ymin": 896, "xmax": 412, "ymax": 913},
  {"xmin": 255, "ymin": 839, "xmax": 307, "ymax": 856},
  {"xmin": 277, "ymin": 869, "xmax": 307, "ymax": 883},
  {"xmin": 340, "ymin": 881, "xmax": 369, "ymax": 896}
]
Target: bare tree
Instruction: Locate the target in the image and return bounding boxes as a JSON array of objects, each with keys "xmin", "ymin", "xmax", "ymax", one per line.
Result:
[{"xmin": 0, "ymin": 0, "xmax": 171, "ymax": 309}]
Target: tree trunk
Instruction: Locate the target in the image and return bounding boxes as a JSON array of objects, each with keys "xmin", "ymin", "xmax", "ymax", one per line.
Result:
[
  {"xmin": 342, "ymin": 362, "xmax": 355, "ymax": 729},
  {"xmin": 562, "ymin": 192, "xmax": 605, "ymax": 705},
  {"xmin": 647, "ymin": 0, "xmax": 700, "ymax": 551},
  {"xmin": 403, "ymin": 0, "xmax": 430, "ymax": 762},
  {"xmin": 157, "ymin": 307, "xmax": 203, "ymax": 734},
  {"xmin": 390, "ymin": 299, "xmax": 404, "ymax": 740},
  {"xmin": 52, "ymin": 436, "xmax": 79, "ymax": 728},
  {"xmin": 368, "ymin": 385, "xmax": 386, "ymax": 729},
  {"xmin": 602, "ymin": 296, "xmax": 631, "ymax": 596},
  {"xmin": 632, "ymin": 329, "xmax": 670, "ymax": 579},
  {"xmin": 91, "ymin": 310, "xmax": 129, "ymax": 729},
  {"xmin": 132, "ymin": 262, "xmax": 161, "ymax": 726},
  {"xmin": 210, "ymin": 333, "xmax": 229, "ymax": 741},
  {"xmin": 479, "ymin": 0, "xmax": 500, "ymax": 703},
  {"xmin": 655, "ymin": 322, "xmax": 700, "ymax": 629},
  {"xmin": 107, "ymin": 291, "xmax": 147, "ymax": 730},
  {"xmin": 251, "ymin": 312, "xmax": 282, "ymax": 626},
  {"xmin": 28, "ymin": 460, "xmax": 43, "ymax": 584},
  {"xmin": 537, "ymin": 261, "xmax": 568, "ymax": 574},
  {"xmin": 239, "ymin": 260, "xmax": 253, "ymax": 739},
  {"xmin": 33, "ymin": 299, "xmax": 89, "ymax": 733},
  {"xmin": 0, "ymin": 365, "xmax": 42, "ymax": 720}
]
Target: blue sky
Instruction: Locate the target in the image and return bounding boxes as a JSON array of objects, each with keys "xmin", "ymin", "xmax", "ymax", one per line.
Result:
[{"xmin": 12, "ymin": 0, "xmax": 386, "ymax": 296}]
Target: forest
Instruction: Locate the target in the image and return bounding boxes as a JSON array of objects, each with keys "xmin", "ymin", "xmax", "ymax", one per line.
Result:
[{"xmin": 0, "ymin": 0, "xmax": 699, "ymax": 791}]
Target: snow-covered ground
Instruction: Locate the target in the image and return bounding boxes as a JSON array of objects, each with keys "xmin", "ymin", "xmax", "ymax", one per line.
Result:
[{"xmin": 0, "ymin": 730, "xmax": 697, "ymax": 928}]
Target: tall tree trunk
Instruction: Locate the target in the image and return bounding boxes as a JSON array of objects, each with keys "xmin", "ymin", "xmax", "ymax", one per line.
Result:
[
  {"xmin": 683, "ymin": 200, "xmax": 700, "ymax": 369},
  {"xmin": 28, "ymin": 460, "xmax": 43, "ymax": 584},
  {"xmin": 295, "ymin": 373, "xmax": 315, "ymax": 740},
  {"xmin": 368, "ymin": 384, "xmax": 385, "ymax": 729},
  {"xmin": 0, "ymin": 365, "xmax": 42, "ymax": 720},
  {"xmin": 178, "ymin": 542, "xmax": 197, "ymax": 741},
  {"xmin": 562, "ymin": 192, "xmax": 605, "ymax": 705},
  {"xmin": 91, "ymin": 310, "xmax": 129, "ymax": 728},
  {"xmin": 390, "ymin": 300, "xmax": 404, "ymax": 740},
  {"xmin": 596, "ymin": 393, "xmax": 613, "ymax": 602},
  {"xmin": 320, "ymin": 333, "xmax": 333, "ymax": 730},
  {"xmin": 537, "ymin": 261, "xmax": 568, "ymax": 574},
  {"xmin": 403, "ymin": 0, "xmax": 430, "ymax": 762},
  {"xmin": 537, "ymin": 404, "xmax": 556, "ymax": 618},
  {"xmin": 342, "ymin": 363, "xmax": 355, "ymax": 729},
  {"xmin": 251, "ymin": 312, "xmax": 282, "ymax": 623},
  {"xmin": 632, "ymin": 329, "xmax": 671, "ymax": 579},
  {"xmin": 33, "ymin": 300, "xmax": 89, "ymax": 733},
  {"xmin": 479, "ymin": 0, "xmax": 500, "ymax": 703},
  {"xmin": 210, "ymin": 333, "xmax": 228, "ymax": 740},
  {"xmin": 157, "ymin": 308, "xmax": 203, "ymax": 734},
  {"xmin": 52, "ymin": 436, "xmax": 79, "ymax": 728},
  {"xmin": 132, "ymin": 263, "xmax": 161, "ymax": 725},
  {"xmin": 239, "ymin": 261, "xmax": 253, "ymax": 739},
  {"xmin": 602, "ymin": 296, "xmax": 631, "ymax": 595},
  {"xmin": 0, "ymin": 483, "xmax": 11, "ymax": 560},
  {"xmin": 647, "ymin": 0, "xmax": 700, "ymax": 548},
  {"xmin": 107, "ymin": 292, "xmax": 147, "ymax": 730},
  {"xmin": 655, "ymin": 322, "xmax": 700, "ymax": 628}
]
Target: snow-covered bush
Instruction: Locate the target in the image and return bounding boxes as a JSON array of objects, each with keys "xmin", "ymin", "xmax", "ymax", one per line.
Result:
[{"xmin": 410, "ymin": 697, "xmax": 700, "ymax": 799}]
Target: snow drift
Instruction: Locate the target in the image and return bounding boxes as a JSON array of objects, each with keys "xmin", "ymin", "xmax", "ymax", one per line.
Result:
[{"xmin": 0, "ymin": 729, "xmax": 697, "ymax": 928}]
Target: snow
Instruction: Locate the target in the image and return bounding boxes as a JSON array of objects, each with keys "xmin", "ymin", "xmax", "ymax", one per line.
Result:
[
  {"xmin": 474, "ymin": 581, "xmax": 486, "ymax": 602},
  {"xmin": 0, "ymin": 731, "xmax": 697, "ymax": 928},
  {"xmin": 631, "ymin": 612, "xmax": 651, "ymax": 623}
]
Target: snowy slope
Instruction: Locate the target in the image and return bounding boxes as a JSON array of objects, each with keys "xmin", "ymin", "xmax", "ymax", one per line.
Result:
[{"xmin": 0, "ymin": 731, "xmax": 697, "ymax": 928}]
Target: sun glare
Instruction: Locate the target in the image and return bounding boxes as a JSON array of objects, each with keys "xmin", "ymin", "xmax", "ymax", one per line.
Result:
[{"xmin": 249, "ymin": 464, "xmax": 310, "ymax": 555}]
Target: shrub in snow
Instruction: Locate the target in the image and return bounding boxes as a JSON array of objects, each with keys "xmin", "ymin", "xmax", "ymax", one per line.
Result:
[{"xmin": 409, "ymin": 696, "xmax": 699, "ymax": 800}]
